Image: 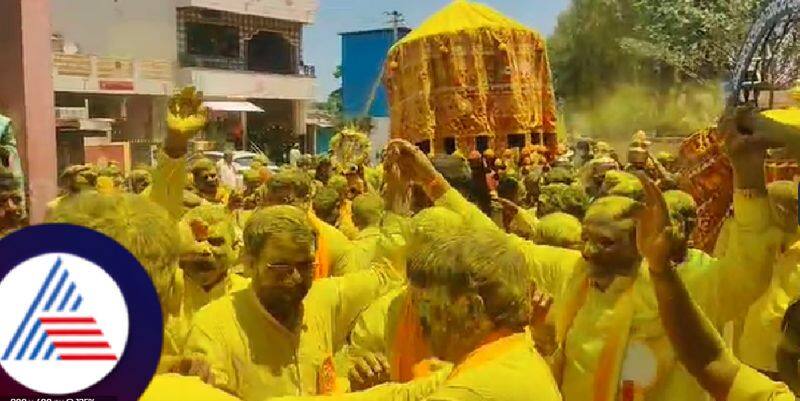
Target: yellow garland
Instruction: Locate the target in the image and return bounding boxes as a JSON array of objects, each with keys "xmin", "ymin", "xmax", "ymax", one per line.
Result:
[{"xmin": 330, "ymin": 125, "xmax": 371, "ymax": 171}]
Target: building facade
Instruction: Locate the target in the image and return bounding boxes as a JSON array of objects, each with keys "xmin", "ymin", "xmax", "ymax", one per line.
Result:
[
  {"xmin": 340, "ymin": 28, "xmax": 410, "ymax": 161},
  {"xmin": 50, "ymin": 0, "xmax": 318, "ymax": 170}
]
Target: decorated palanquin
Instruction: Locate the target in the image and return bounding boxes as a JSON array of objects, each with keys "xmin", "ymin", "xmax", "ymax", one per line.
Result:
[
  {"xmin": 384, "ymin": 0, "xmax": 558, "ymax": 160},
  {"xmin": 765, "ymin": 153, "xmax": 800, "ymax": 183},
  {"xmin": 676, "ymin": 127, "xmax": 734, "ymax": 254}
]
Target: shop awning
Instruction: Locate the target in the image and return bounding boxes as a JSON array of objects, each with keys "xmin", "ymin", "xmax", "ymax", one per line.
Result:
[{"xmin": 202, "ymin": 101, "xmax": 264, "ymax": 113}]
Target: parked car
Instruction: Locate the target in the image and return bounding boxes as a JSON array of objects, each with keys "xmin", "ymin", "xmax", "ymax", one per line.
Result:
[{"xmin": 203, "ymin": 151, "xmax": 279, "ymax": 174}]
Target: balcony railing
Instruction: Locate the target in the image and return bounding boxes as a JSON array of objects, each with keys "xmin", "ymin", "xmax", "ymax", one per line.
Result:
[
  {"xmin": 179, "ymin": 53, "xmax": 315, "ymax": 77},
  {"xmin": 300, "ymin": 65, "xmax": 316, "ymax": 77}
]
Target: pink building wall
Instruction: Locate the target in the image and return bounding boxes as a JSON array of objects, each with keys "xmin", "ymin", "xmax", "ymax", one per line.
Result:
[{"xmin": 0, "ymin": 0, "xmax": 59, "ymax": 223}]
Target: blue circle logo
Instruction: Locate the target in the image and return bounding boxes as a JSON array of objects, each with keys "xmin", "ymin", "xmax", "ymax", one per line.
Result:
[{"xmin": 0, "ymin": 224, "xmax": 163, "ymax": 401}]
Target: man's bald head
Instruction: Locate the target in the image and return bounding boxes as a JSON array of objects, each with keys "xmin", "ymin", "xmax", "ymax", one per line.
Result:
[{"xmin": 352, "ymin": 192, "xmax": 384, "ymax": 230}]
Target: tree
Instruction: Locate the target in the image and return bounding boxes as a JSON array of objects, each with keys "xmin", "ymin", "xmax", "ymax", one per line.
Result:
[
  {"xmin": 549, "ymin": 0, "xmax": 640, "ymax": 105},
  {"xmin": 620, "ymin": 0, "xmax": 767, "ymax": 82},
  {"xmin": 324, "ymin": 65, "xmax": 344, "ymax": 124},
  {"xmin": 549, "ymin": 0, "xmax": 766, "ymax": 137}
]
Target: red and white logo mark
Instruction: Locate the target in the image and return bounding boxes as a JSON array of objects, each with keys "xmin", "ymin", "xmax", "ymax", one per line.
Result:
[{"xmin": 0, "ymin": 253, "xmax": 129, "ymax": 394}]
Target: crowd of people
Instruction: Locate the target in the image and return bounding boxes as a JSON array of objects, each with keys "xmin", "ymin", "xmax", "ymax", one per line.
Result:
[{"xmin": 1, "ymin": 88, "xmax": 800, "ymax": 401}]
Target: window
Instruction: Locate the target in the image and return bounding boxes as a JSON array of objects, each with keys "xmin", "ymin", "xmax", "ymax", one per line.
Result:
[
  {"xmin": 508, "ymin": 133, "xmax": 525, "ymax": 149},
  {"xmin": 444, "ymin": 137, "xmax": 456, "ymax": 154},
  {"xmin": 476, "ymin": 136, "xmax": 489, "ymax": 152},
  {"xmin": 416, "ymin": 140, "xmax": 431, "ymax": 154},
  {"xmin": 186, "ymin": 23, "xmax": 240, "ymax": 58},
  {"xmin": 247, "ymin": 31, "xmax": 295, "ymax": 73}
]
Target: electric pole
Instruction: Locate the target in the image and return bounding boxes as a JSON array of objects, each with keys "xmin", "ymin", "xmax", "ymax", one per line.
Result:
[{"xmin": 384, "ymin": 10, "xmax": 406, "ymax": 43}]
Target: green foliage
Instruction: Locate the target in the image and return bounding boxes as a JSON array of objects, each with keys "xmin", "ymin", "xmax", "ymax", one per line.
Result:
[
  {"xmin": 622, "ymin": 0, "xmax": 766, "ymax": 81},
  {"xmin": 550, "ymin": 0, "xmax": 767, "ymax": 137},
  {"xmin": 549, "ymin": 0, "xmax": 640, "ymax": 104},
  {"xmin": 324, "ymin": 65, "xmax": 345, "ymax": 125}
]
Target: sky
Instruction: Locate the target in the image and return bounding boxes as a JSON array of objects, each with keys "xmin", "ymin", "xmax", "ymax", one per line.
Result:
[{"xmin": 303, "ymin": 0, "xmax": 572, "ymax": 100}]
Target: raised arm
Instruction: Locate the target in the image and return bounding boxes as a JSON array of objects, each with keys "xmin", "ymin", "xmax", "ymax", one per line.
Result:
[
  {"xmin": 684, "ymin": 111, "xmax": 784, "ymax": 325},
  {"xmin": 635, "ymin": 172, "xmax": 739, "ymax": 401},
  {"xmin": 385, "ymin": 140, "xmax": 578, "ymax": 298},
  {"xmin": 149, "ymin": 87, "xmax": 208, "ymax": 220},
  {"xmin": 314, "ymin": 267, "xmax": 398, "ymax": 350}
]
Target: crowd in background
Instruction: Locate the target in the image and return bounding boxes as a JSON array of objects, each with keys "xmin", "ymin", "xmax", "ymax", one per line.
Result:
[{"xmin": 0, "ymin": 90, "xmax": 798, "ymax": 401}]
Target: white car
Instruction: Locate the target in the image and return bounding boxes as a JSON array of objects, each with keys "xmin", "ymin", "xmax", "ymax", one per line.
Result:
[{"xmin": 203, "ymin": 151, "xmax": 279, "ymax": 174}]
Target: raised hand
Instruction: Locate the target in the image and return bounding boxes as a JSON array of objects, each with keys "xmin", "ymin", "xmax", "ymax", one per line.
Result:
[
  {"xmin": 164, "ymin": 87, "xmax": 207, "ymax": 158},
  {"xmin": 529, "ymin": 286, "xmax": 556, "ymax": 357},
  {"xmin": 385, "ymin": 139, "xmax": 438, "ymax": 185},
  {"xmin": 494, "ymin": 195, "xmax": 520, "ymax": 230},
  {"xmin": 634, "ymin": 171, "xmax": 673, "ymax": 274},
  {"xmin": 167, "ymin": 86, "xmax": 207, "ymax": 134}
]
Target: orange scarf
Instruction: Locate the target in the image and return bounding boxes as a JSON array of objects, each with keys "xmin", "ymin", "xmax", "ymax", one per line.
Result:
[
  {"xmin": 317, "ymin": 354, "xmax": 338, "ymax": 395},
  {"xmin": 307, "ymin": 211, "xmax": 331, "ymax": 280},
  {"xmin": 448, "ymin": 330, "xmax": 522, "ymax": 380},
  {"xmin": 390, "ymin": 293, "xmax": 432, "ymax": 382}
]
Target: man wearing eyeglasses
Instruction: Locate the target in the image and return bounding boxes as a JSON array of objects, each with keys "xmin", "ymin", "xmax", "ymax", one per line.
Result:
[{"xmin": 180, "ymin": 205, "xmax": 396, "ymax": 401}]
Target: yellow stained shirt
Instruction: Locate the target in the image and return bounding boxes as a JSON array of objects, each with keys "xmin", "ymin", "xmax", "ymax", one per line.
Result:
[
  {"xmin": 140, "ymin": 374, "xmax": 242, "ymax": 401},
  {"xmin": 308, "ymin": 211, "xmax": 353, "ymax": 276},
  {"xmin": 182, "ymin": 269, "xmax": 392, "ymax": 401},
  {"xmin": 349, "ymin": 287, "xmax": 407, "ymax": 358},
  {"xmin": 271, "ymin": 334, "xmax": 559, "ymax": 401},
  {"xmin": 738, "ymin": 236, "xmax": 800, "ymax": 372},
  {"xmin": 337, "ymin": 200, "xmax": 359, "ymax": 240},
  {"xmin": 435, "ymin": 187, "xmax": 783, "ymax": 401},
  {"xmin": 165, "ymin": 272, "xmax": 250, "ymax": 355},
  {"xmin": 333, "ymin": 213, "xmax": 408, "ymax": 277},
  {"xmin": 423, "ymin": 333, "xmax": 561, "ymax": 401},
  {"xmin": 727, "ymin": 364, "xmax": 796, "ymax": 401}
]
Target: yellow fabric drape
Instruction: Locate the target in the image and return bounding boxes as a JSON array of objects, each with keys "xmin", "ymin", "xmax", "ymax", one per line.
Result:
[{"xmin": 385, "ymin": 0, "xmax": 557, "ymax": 147}]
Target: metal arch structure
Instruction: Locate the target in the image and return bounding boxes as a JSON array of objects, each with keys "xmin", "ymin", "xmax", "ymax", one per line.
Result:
[{"xmin": 731, "ymin": 0, "xmax": 800, "ymax": 108}]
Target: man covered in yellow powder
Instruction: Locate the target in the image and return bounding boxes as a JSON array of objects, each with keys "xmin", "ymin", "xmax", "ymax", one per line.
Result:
[
  {"xmin": 0, "ymin": 165, "xmax": 25, "ymax": 238},
  {"xmin": 385, "ymin": 115, "xmax": 783, "ymax": 401},
  {"xmin": 264, "ymin": 167, "xmax": 354, "ymax": 278},
  {"xmin": 338, "ymin": 192, "xmax": 389, "ymax": 272},
  {"xmin": 532, "ymin": 212, "xmax": 583, "ymax": 250},
  {"xmin": 127, "ymin": 168, "xmax": 153, "ymax": 195},
  {"xmin": 46, "ymin": 164, "xmax": 96, "ymax": 217},
  {"xmin": 45, "ymin": 192, "xmax": 182, "ymax": 357},
  {"xmin": 735, "ymin": 180, "xmax": 800, "ymax": 376},
  {"xmin": 165, "ymin": 205, "xmax": 250, "ymax": 353},
  {"xmin": 272, "ymin": 231, "xmax": 561, "ymax": 401},
  {"xmin": 46, "ymin": 192, "xmax": 241, "ymax": 401},
  {"xmin": 190, "ymin": 158, "xmax": 230, "ymax": 205},
  {"xmin": 346, "ymin": 207, "xmax": 465, "ymax": 390},
  {"xmin": 178, "ymin": 205, "xmax": 396, "ymax": 401},
  {"xmin": 636, "ymin": 172, "xmax": 797, "ymax": 401}
]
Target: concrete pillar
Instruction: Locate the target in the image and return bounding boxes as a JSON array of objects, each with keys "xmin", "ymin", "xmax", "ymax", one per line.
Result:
[
  {"xmin": 240, "ymin": 111, "xmax": 248, "ymax": 151},
  {"xmin": 0, "ymin": 0, "xmax": 58, "ymax": 223},
  {"xmin": 293, "ymin": 100, "xmax": 308, "ymax": 152}
]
